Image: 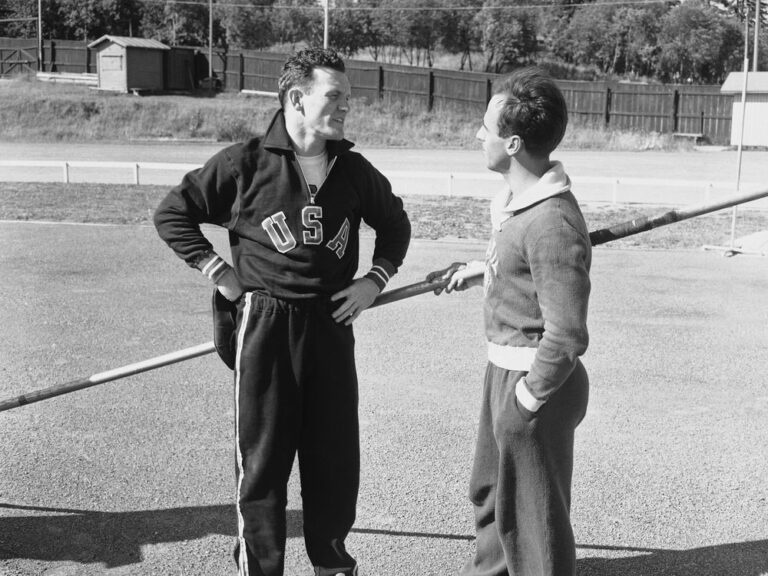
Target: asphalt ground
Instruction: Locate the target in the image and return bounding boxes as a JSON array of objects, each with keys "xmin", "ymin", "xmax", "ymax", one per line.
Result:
[{"xmin": 1, "ymin": 221, "xmax": 767, "ymax": 576}]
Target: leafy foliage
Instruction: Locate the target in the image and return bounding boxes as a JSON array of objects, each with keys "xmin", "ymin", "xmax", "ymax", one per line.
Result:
[
  {"xmin": 0, "ymin": 0, "xmax": 763, "ymax": 83},
  {"xmin": 657, "ymin": 0, "xmax": 744, "ymax": 83},
  {"xmin": 475, "ymin": 0, "xmax": 538, "ymax": 73}
]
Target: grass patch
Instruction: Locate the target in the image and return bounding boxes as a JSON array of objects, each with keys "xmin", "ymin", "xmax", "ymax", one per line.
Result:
[
  {"xmin": 0, "ymin": 76, "xmax": 695, "ymax": 151},
  {"xmin": 2, "ymin": 181, "xmax": 765, "ymax": 249}
]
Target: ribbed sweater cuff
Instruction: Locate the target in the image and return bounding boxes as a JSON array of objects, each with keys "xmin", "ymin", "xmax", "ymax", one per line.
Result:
[
  {"xmin": 195, "ymin": 252, "xmax": 233, "ymax": 284},
  {"xmin": 363, "ymin": 259, "xmax": 395, "ymax": 291}
]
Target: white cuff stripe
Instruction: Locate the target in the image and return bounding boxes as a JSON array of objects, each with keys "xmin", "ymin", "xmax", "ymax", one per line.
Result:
[
  {"xmin": 368, "ymin": 268, "xmax": 388, "ymax": 285},
  {"xmin": 516, "ymin": 377, "xmax": 545, "ymax": 412},
  {"xmin": 201, "ymin": 255, "xmax": 223, "ymax": 276},
  {"xmin": 370, "ymin": 264, "xmax": 391, "ymax": 281},
  {"xmin": 206, "ymin": 260, "xmax": 227, "ymax": 280}
]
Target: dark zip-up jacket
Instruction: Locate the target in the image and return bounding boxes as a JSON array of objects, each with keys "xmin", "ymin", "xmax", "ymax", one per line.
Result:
[{"xmin": 154, "ymin": 110, "xmax": 411, "ymax": 300}]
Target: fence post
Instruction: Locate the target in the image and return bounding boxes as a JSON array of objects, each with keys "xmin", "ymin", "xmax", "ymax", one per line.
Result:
[
  {"xmin": 486, "ymin": 77, "xmax": 493, "ymax": 105},
  {"xmin": 62, "ymin": 162, "xmax": 70, "ymax": 184},
  {"xmin": 239, "ymin": 52, "xmax": 245, "ymax": 91},
  {"xmin": 378, "ymin": 65, "xmax": 384, "ymax": 102},
  {"xmin": 673, "ymin": 89, "xmax": 680, "ymax": 133},
  {"xmin": 134, "ymin": 164, "xmax": 140, "ymax": 185},
  {"xmin": 427, "ymin": 70, "xmax": 434, "ymax": 112},
  {"xmin": 605, "ymin": 85, "xmax": 612, "ymax": 126}
]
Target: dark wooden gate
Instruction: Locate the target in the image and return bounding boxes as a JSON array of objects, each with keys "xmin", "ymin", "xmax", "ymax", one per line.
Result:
[{"xmin": 0, "ymin": 46, "xmax": 36, "ymax": 75}]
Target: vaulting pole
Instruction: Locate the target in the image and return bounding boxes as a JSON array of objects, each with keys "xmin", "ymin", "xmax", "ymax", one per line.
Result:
[{"xmin": 2, "ymin": 186, "xmax": 767, "ymax": 413}]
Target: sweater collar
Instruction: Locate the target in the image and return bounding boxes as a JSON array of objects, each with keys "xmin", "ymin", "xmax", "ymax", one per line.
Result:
[
  {"xmin": 263, "ymin": 109, "xmax": 355, "ymax": 158},
  {"xmin": 490, "ymin": 161, "xmax": 571, "ymax": 230}
]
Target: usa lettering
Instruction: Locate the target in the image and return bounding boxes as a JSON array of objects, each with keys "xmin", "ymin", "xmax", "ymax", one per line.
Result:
[{"xmin": 261, "ymin": 209, "xmax": 349, "ymax": 258}]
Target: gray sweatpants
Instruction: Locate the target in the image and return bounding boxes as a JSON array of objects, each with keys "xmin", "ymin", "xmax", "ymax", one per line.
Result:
[{"xmin": 461, "ymin": 360, "xmax": 589, "ymax": 576}]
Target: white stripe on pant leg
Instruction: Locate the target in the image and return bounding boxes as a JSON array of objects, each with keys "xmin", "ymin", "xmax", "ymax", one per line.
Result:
[{"xmin": 235, "ymin": 292, "xmax": 253, "ymax": 576}]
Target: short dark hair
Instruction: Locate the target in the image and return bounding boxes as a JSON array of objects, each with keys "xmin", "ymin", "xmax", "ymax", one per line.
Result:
[
  {"xmin": 278, "ymin": 48, "xmax": 346, "ymax": 106},
  {"xmin": 492, "ymin": 67, "xmax": 568, "ymax": 157}
]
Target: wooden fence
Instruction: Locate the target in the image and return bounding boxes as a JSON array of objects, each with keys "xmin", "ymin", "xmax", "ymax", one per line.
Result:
[{"xmin": 0, "ymin": 37, "xmax": 734, "ymax": 144}]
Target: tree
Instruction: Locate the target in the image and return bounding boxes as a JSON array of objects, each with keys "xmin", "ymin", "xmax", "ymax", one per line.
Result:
[
  {"xmin": 368, "ymin": 0, "xmax": 444, "ymax": 66},
  {"xmin": 268, "ymin": 0, "xmax": 318, "ymax": 49},
  {"xmin": 475, "ymin": 0, "xmax": 538, "ymax": 73},
  {"xmin": 0, "ymin": 0, "xmax": 36, "ymax": 37},
  {"xmin": 657, "ymin": 0, "xmax": 743, "ymax": 83},
  {"xmin": 618, "ymin": 6, "xmax": 665, "ymax": 78},
  {"xmin": 554, "ymin": 4, "xmax": 620, "ymax": 73},
  {"xmin": 365, "ymin": 0, "xmax": 401, "ymax": 61},
  {"xmin": 328, "ymin": 0, "xmax": 370, "ymax": 56},
  {"xmin": 220, "ymin": 0, "xmax": 273, "ymax": 49},
  {"xmin": 438, "ymin": 0, "xmax": 483, "ymax": 70},
  {"xmin": 54, "ymin": 0, "xmax": 142, "ymax": 41},
  {"xmin": 139, "ymin": 0, "xmax": 212, "ymax": 46}
]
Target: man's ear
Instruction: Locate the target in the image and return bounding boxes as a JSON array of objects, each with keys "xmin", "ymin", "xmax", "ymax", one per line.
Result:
[
  {"xmin": 288, "ymin": 87, "xmax": 304, "ymax": 112},
  {"xmin": 506, "ymin": 134, "xmax": 523, "ymax": 156}
]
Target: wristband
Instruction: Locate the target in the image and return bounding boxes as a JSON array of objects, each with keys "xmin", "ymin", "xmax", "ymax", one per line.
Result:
[{"xmin": 516, "ymin": 377, "xmax": 545, "ymax": 413}]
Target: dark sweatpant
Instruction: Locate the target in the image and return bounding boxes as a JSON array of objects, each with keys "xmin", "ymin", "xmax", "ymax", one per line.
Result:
[
  {"xmin": 461, "ymin": 361, "xmax": 589, "ymax": 576},
  {"xmin": 233, "ymin": 292, "xmax": 359, "ymax": 576}
]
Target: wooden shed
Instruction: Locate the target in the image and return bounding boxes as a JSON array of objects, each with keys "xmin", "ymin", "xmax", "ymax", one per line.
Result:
[
  {"xmin": 88, "ymin": 35, "xmax": 170, "ymax": 93},
  {"xmin": 720, "ymin": 71, "xmax": 768, "ymax": 147}
]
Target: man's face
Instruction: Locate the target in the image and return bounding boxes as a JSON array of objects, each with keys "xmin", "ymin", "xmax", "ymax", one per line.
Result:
[
  {"xmin": 298, "ymin": 67, "xmax": 351, "ymax": 141},
  {"xmin": 476, "ymin": 94, "xmax": 512, "ymax": 173}
]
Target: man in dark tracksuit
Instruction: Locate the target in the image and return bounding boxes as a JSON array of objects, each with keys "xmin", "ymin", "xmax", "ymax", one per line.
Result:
[
  {"xmin": 153, "ymin": 48, "xmax": 410, "ymax": 576},
  {"xmin": 428, "ymin": 67, "xmax": 591, "ymax": 575}
]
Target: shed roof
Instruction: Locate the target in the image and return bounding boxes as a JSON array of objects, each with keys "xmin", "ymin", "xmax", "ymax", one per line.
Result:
[
  {"xmin": 88, "ymin": 35, "xmax": 170, "ymax": 51},
  {"xmin": 720, "ymin": 71, "xmax": 768, "ymax": 94}
]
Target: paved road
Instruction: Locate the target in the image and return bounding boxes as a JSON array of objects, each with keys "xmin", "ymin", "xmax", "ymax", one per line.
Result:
[{"xmin": 1, "ymin": 141, "xmax": 767, "ymax": 207}]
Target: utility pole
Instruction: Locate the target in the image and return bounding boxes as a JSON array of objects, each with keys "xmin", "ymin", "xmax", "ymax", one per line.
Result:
[
  {"xmin": 755, "ymin": 0, "xmax": 761, "ymax": 71},
  {"xmin": 323, "ymin": 0, "xmax": 329, "ymax": 49},
  {"xmin": 37, "ymin": 0, "xmax": 42, "ymax": 71},
  {"xmin": 208, "ymin": 0, "xmax": 214, "ymax": 80}
]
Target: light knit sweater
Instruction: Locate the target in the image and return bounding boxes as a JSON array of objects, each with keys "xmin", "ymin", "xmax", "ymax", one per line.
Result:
[{"xmin": 484, "ymin": 162, "xmax": 592, "ymax": 405}]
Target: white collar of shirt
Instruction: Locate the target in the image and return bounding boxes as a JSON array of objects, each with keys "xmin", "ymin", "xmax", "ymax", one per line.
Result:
[
  {"xmin": 296, "ymin": 151, "xmax": 329, "ymax": 190},
  {"xmin": 490, "ymin": 161, "xmax": 571, "ymax": 231}
]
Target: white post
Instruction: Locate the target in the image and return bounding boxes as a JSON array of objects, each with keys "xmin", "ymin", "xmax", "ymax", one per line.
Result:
[
  {"xmin": 729, "ymin": 10, "xmax": 751, "ymax": 251},
  {"xmin": 134, "ymin": 163, "xmax": 140, "ymax": 185},
  {"xmin": 323, "ymin": 0, "xmax": 329, "ymax": 49},
  {"xmin": 63, "ymin": 162, "xmax": 69, "ymax": 183}
]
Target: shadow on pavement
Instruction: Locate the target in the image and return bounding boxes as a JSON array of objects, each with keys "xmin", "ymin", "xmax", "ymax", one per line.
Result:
[
  {"xmin": 2, "ymin": 503, "xmax": 766, "ymax": 575},
  {"xmin": 578, "ymin": 541, "xmax": 768, "ymax": 575},
  {"xmin": 0, "ymin": 502, "xmax": 237, "ymax": 567}
]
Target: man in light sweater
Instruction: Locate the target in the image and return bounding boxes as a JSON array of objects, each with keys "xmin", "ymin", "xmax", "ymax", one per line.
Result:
[{"xmin": 428, "ymin": 67, "xmax": 591, "ymax": 576}]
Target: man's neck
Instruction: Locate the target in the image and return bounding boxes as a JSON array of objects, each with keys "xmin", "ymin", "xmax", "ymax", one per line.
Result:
[
  {"xmin": 285, "ymin": 116, "xmax": 326, "ymax": 157},
  {"xmin": 503, "ymin": 155, "xmax": 551, "ymax": 196}
]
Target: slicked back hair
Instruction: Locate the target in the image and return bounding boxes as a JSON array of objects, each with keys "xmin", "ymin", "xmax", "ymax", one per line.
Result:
[
  {"xmin": 278, "ymin": 48, "xmax": 346, "ymax": 107},
  {"xmin": 492, "ymin": 67, "xmax": 568, "ymax": 158}
]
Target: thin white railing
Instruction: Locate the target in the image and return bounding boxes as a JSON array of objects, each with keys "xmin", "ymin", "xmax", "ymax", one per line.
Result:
[
  {"xmin": 0, "ymin": 160, "xmax": 200, "ymax": 186},
  {"xmin": 0, "ymin": 159, "xmax": 765, "ymax": 208}
]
